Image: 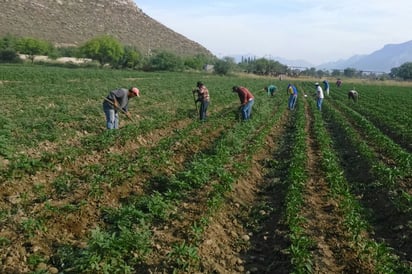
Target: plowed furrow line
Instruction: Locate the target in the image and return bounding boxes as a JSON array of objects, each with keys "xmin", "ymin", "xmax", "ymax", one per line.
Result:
[{"xmin": 300, "ymin": 100, "xmax": 348, "ymax": 273}]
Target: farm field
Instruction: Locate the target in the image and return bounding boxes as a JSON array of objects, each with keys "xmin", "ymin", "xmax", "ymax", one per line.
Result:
[{"xmin": 0, "ymin": 64, "xmax": 411, "ymax": 274}]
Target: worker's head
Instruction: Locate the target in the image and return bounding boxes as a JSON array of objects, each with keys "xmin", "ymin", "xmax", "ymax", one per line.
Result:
[
  {"xmin": 232, "ymin": 86, "xmax": 239, "ymax": 92},
  {"xmin": 129, "ymin": 87, "xmax": 140, "ymax": 97},
  {"xmin": 197, "ymin": 81, "xmax": 204, "ymax": 88},
  {"xmin": 315, "ymin": 82, "xmax": 319, "ymax": 86}
]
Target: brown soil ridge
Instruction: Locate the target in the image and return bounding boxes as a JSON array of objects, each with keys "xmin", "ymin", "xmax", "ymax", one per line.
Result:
[
  {"xmin": 143, "ymin": 108, "xmax": 292, "ymax": 273},
  {"xmin": 300, "ymin": 99, "xmax": 361, "ymax": 273}
]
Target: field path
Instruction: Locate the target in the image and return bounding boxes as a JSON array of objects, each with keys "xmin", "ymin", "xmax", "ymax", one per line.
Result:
[{"xmin": 300, "ymin": 99, "xmax": 355, "ymax": 273}]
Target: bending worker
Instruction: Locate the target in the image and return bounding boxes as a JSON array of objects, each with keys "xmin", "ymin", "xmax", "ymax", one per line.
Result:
[
  {"xmin": 287, "ymin": 83, "xmax": 298, "ymax": 110},
  {"xmin": 348, "ymin": 89, "xmax": 358, "ymax": 102},
  {"xmin": 232, "ymin": 86, "xmax": 255, "ymax": 121},
  {"xmin": 264, "ymin": 84, "xmax": 278, "ymax": 96},
  {"xmin": 103, "ymin": 87, "xmax": 140, "ymax": 129}
]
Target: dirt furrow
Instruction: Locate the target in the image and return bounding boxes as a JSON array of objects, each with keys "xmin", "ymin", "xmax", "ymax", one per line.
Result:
[
  {"xmin": 142, "ymin": 109, "xmax": 291, "ymax": 273},
  {"xmin": 300, "ymin": 101, "xmax": 349, "ymax": 273}
]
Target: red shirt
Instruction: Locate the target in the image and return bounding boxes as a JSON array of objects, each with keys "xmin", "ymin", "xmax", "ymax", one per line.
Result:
[{"xmin": 236, "ymin": 86, "xmax": 254, "ymax": 105}]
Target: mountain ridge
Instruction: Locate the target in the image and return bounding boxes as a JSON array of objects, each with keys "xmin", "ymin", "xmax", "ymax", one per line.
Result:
[
  {"xmin": 316, "ymin": 40, "xmax": 412, "ymax": 72},
  {"xmin": 229, "ymin": 40, "xmax": 412, "ymax": 73}
]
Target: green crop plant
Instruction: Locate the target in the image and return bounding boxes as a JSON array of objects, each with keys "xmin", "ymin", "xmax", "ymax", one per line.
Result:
[
  {"xmin": 0, "ymin": 236, "xmax": 11, "ymax": 247},
  {"xmin": 20, "ymin": 217, "xmax": 47, "ymax": 238},
  {"xmin": 32, "ymin": 183, "xmax": 47, "ymax": 202},
  {"xmin": 65, "ymin": 226, "xmax": 152, "ymax": 274},
  {"xmin": 27, "ymin": 253, "xmax": 46, "ymax": 268},
  {"xmin": 134, "ymin": 192, "xmax": 174, "ymax": 222},
  {"xmin": 167, "ymin": 240, "xmax": 200, "ymax": 273},
  {"xmin": 52, "ymin": 173, "xmax": 78, "ymax": 197},
  {"xmin": 190, "ymin": 221, "xmax": 205, "ymax": 243}
]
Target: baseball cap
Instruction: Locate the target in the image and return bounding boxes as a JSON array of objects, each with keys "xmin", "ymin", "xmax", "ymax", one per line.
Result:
[{"xmin": 130, "ymin": 87, "xmax": 140, "ymax": 97}]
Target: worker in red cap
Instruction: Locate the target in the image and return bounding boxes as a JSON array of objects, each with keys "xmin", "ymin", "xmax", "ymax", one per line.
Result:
[{"xmin": 102, "ymin": 87, "xmax": 140, "ymax": 129}]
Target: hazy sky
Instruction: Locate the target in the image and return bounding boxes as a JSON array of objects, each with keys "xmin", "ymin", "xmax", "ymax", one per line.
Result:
[{"xmin": 134, "ymin": 0, "xmax": 411, "ymax": 66}]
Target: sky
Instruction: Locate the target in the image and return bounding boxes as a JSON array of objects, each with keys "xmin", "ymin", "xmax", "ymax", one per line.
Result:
[{"xmin": 133, "ymin": 0, "xmax": 411, "ymax": 66}]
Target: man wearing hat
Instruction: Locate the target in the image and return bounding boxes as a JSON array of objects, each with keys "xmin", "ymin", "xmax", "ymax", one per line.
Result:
[
  {"xmin": 102, "ymin": 87, "xmax": 140, "ymax": 129},
  {"xmin": 315, "ymin": 82, "xmax": 324, "ymax": 111}
]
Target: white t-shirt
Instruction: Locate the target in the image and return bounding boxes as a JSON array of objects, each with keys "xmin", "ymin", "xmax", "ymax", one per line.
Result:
[{"xmin": 317, "ymin": 86, "xmax": 324, "ymax": 99}]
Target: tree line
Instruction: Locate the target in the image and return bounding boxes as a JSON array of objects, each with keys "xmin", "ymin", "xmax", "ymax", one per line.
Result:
[{"xmin": 1, "ymin": 34, "xmax": 412, "ymax": 80}]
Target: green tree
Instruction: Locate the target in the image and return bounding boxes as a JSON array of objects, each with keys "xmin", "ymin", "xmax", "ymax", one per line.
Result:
[
  {"xmin": 16, "ymin": 37, "xmax": 52, "ymax": 63},
  {"xmin": 117, "ymin": 46, "xmax": 141, "ymax": 69},
  {"xmin": 184, "ymin": 54, "xmax": 210, "ymax": 70},
  {"xmin": 0, "ymin": 48, "xmax": 20, "ymax": 63},
  {"xmin": 214, "ymin": 57, "xmax": 235, "ymax": 75},
  {"xmin": 0, "ymin": 35, "xmax": 20, "ymax": 62},
  {"xmin": 331, "ymin": 69, "xmax": 341, "ymax": 77},
  {"xmin": 144, "ymin": 51, "xmax": 184, "ymax": 71},
  {"xmin": 343, "ymin": 67, "xmax": 357, "ymax": 78},
  {"xmin": 316, "ymin": 69, "xmax": 325, "ymax": 78},
  {"xmin": 254, "ymin": 58, "xmax": 270, "ymax": 75},
  {"xmin": 80, "ymin": 35, "xmax": 124, "ymax": 67},
  {"xmin": 0, "ymin": 34, "xmax": 19, "ymax": 50},
  {"xmin": 391, "ymin": 62, "xmax": 412, "ymax": 80}
]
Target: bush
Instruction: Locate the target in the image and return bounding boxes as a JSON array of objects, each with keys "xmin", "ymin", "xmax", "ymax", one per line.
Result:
[{"xmin": 0, "ymin": 48, "xmax": 21, "ymax": 63}]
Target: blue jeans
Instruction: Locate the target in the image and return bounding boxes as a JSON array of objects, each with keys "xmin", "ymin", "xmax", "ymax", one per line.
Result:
[
  {"xmin": 317, "ymin": 98, "xmax": 323, "ymax": 111},
  {"xmin": 241, "ymin": 99, "xmax": 254, "ymax": 120},
  {"xmin": 103, "ymin": 102, "xmax": 119, "ymax": 129},
  {"xmin": 199, "ymin": 101, "xmax": 209, "ymax": 121},
  {"xmin": 288, "ymin": 95, "xmax": 297, "ymax": 110}
]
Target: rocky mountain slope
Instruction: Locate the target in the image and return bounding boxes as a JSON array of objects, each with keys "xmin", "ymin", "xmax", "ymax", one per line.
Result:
[{"xmin": 0, "ymin": 0, "xmax": 213, "ymax": 57}]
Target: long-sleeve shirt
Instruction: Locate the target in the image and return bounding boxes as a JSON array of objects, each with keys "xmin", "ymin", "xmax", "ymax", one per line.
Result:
[
  {"xmin": 104, "ymin": 88, "xmax": 130, "ymax": 112},
  {"xmin": 287, "ymin": 84, "xmax": 298, "ymax": 96},
  {"xmin": 195, "ymin": 85, "xmax": 210, "ymax": 102},
  {"xmin": 323, "ymin": 80, "xmax": 329, "ymax": 89},
  {"xmin": 236, "ymin": 86, "xmax": 254, "ymax": 105}
]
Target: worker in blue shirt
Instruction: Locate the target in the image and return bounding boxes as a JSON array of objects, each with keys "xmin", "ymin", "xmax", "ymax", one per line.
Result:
[
  {"xmin": 323, "ymin": 80, "xmax": 330, "ymax": 96},
  {"xmin": 286, "ymin": 83, "xmax": 298, "ymax": 110}
]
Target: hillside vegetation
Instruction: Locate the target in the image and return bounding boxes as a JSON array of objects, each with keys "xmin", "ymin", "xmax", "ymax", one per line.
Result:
[{"xmin": 0, "ymin": 0, "xmax": 212, "ymax": 57}]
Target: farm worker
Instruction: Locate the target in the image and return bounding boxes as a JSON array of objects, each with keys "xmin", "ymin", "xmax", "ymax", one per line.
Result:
[
  {"xmin": 323, "ymin": 79, "xmax": 330, "ymax": 96},
  {"xmin": 192, "ymin": 81, "xmax": 210, "ymax": 122},
  {"xmin": 315, "ymin": 82, "xmax": 324, "ymax": 111},
  {"xmin": 286, "ymin": 83, "xmax": 298, "ymax": 110},
  {"xmin": 348, "ymin": 89, "xmax": 358, "ymax": 102},
  {"xmin": 102, "ymin": 87, "xmax": 140, "ymax": 129},
  {"xmin": 336, "ymin": 79, "xmax": 342, "ymax": 87},
  {"xmin": 264, "ymin": 84, "xmax": 277, "ymax": 96},
  {"xmin": 232, "ymin": 86, "xmax": 254, "ymax": 120}
]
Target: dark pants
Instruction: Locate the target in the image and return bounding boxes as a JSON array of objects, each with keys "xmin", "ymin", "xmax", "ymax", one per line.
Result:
[
  {"xmin": 199, "ymin": 100, "xmax": 209, "ymax": 121},
  {"xmin": 348, "ymin": 93, "xmax": 358, "ymax": 102}
]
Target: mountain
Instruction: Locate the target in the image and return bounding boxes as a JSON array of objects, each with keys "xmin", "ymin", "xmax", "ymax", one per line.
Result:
[
  {"xmin": 0, "ymin": 0, "xmax": 212, "ymax": 57},
  {"xmin": 317, "ymin": 40, "xmax": 412, "ymax": 73}
]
